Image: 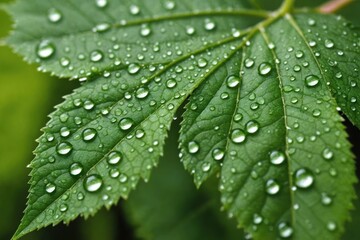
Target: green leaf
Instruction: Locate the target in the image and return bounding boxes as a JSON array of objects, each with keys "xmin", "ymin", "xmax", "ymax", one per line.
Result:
[
  {"xmin": 180, "ymin": 12, "xmax": 358, "ymax": 240},
  {"xmin": 7, "ymin": 0, "xmax": 360, "ymax": 239}
]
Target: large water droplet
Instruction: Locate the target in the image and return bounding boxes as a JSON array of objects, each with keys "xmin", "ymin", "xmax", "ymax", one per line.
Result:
[
  {"xmin": 231, "ymin": 129, "xmax": 246, "ymax": 144},
  {"xmin": 166, "ymin": 78, "xmax": 177, "ymax": 89},
  {"xmin": 56, "ymin": 142, "xmax": 73, "ymax": 155},
  {"xmin": 278, "ymin": 222, "xmax": 293, "ymax": 238},
  {"xmin": 201, "ymin": 162, "xmax": 211, "ymax": 172},
  {"xmin": 327, "ymin": 221, "xmax": 337, "ymax": 231},
  {"xmin": 37, "ymin": 40, "xmax": 56, "ymax": 59},
  {"xmin": 245, "ymin": 120, "xmax": 259, "ymax": 134},
  {"xmin": 188, "ymin": 141, "xmax": 200, "ymax": 154},
  {"xmin": 245, "ymin": 58, "xmax": 255, "ymax": 68},
  {"xmin": 119, "ymin": 118, "xmax": 134, "ymax": 130},
  {"xmin": 82, "ymin": 128, "xmax": 97, "ymax": 141},
  {"xmin": 45, "ymin": 182, "xmax": 56, "ymax": 193},
  {"xmin": 294, "ymin": 168, "xmax": 314, "ymax": 189},
  {"xmin": 305, "ymin": 75, "xmax": 320, "ymax": 87},
  {"xmin": 204, "ymin": 19, "xmax": 216, "ymax": 31},
  {"xmin": 107, "ymin": 151, "xmax": 122, "ymax": 165},
  {"xmin": 197, "ymin": 58, "xmax": 208, "ymax": 68},
  {"xmin": 324, "ymin": 39, "xmax": 335, "ymax": 49},
  {"xmin": 84, "ymin": 174, "xmax": 103, "ymax": 192},
  {"xmin": 48, "ymin": 8, "xmax": 62, "ymax": 23},
  {"xmin": 226, "ymin": 75, "xmax": 241, "ymax": 88},
  {"xmin": 258, "ymin": 62, "xmax": 272, "ymax": 76},
  {"xmin": 140, "ymin": 24, "xmax": 152, "ymax": 36},
  {"xmin": 129, "ymin": 4, "xmax": 140, "ymax": 15},
  {"xmin": 270, "ymin": 150, "xmax": 286, "ymax": 165},
  {"xmin": 70, "ymin": 162, "xmax": 83, "ymax": 176},
  {"xmin": 95, "ymin": 0, "xmax": 108, "ymax": 8},
  {"xmin": 266, "ymin": 179, "xmax": 280, "ymax": 195},
  {"xmin": 60, "ymin": 127, "xmax": 71, "ymax": 138}
]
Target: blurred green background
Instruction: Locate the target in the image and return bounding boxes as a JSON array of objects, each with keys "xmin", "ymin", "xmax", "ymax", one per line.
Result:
[{"xmin": 0, "ymin": 0, "xmax": 359, "ymax": 239}]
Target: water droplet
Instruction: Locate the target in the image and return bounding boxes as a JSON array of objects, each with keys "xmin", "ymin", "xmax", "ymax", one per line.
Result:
[
  {"xmin": 266, "ymin": 179, "xmax": 280, "ymax": 195},
  {"xmin": 321, "ymin": 192, "xmax": 333, "ymax": 205},
  {"xmin": 322, "ymin": 148, "xmax": 334, "ymax": 160},
  {"xmin": 197, "ymin": 58, "xmax": 208, "ymax": 68},
  {"xmin": 56, "ymin": 142, "xmax": 73, "ymax": 155},
  {"xmin": 136, "ymin": 87, "xmax": 149, "ymax": 99},
  {"xmin": 245, "ymin": 58, "xmax": 255, "ymax": 68},
  {"xmin": 107, "ymin": 151, "xmax": 122, "ymax": 165},
  {"xmin": 82, "ymin": 128, "xmax": 97, "ymax": 141},
  {"xmin": 294, "ymin": 168, "xmax": 314, "ymax": 189},
  {"xmin": 60, "ymin": 57, "xmax": 70, "ymax": 67},
  {"xmin": 278, "ymin": 222, "xmax": 293, "ymax": 238},
  {"xmin": 188, "ymin": 141, "xmax": 200, "ymax": 154},
  {"xmin": 327, "ymin": 221, "xmax": 337, "ymax": 231},
  {"xmin": 295, "ymin": 50, "xmax": 304, "ymax": 58},
  {"xmin": 119, "ymin": 173, "xmax": 128, "ymax": 183},
  {"xmin": 109, "ymin": 168, "xmax": 120, "ymax": 178},
  {"xmin": 84, "ymin": 100, "xmax": 95, "ymax": 110},
  {"xmin": 84, "ymin": 174, "xmax": 103, "ymax": 192},
  {"xmin": 253, "ymin": 213, "xmax": 263, "ymax": 225},
  {"xmin": 95, "ymin": 0, "xmax": 108, "ymax": 8},
  {"xmin": 270, "ymin": 150, "xmax": 285, "ymax": 165},
  {"xmin": 164, "ymin": 1, "xmax": 176, "ymax": 10},
  {"xmin": 60, "ymin": 127, "xmax": 71, "ymax": 138},
  {"xmin": 186, "ymin": 26, "xmax": 196, "ymax": 35},
  {"xmin": 70, "ymin": 162, "xmax": 83, "ymax": 176},
  {"xmin": 119, "ymin": 118, "xmax": 134, "ymax": 131},
  {"xmin": 90, "ymin": 50, "xmax": 104, "ymax": 62},
  {"xmin": 231, "ymin": 129, "xmax": 246, "ymax": 144},
  {"xmin": 258, "ymin": 62, "xmax": 272, "ymax": 76},
  {"xmin": 45, "ymin": 182, "xmax": 56, "ymax": 193},
  {"xmin": 245, "ymin": 120, "xmax": 259, "ymax": 134},
  {"xmin": 48, "ymin": 8, "xmax": 62, "ymax": 23},
  {"xmin": 77, "ymin": 192, "xmax": 84, "ymax": 200},
  {"xmin": 37, "ymin": 40, "xmax": 56, "ymax": 59},
  {"xmin": 325, "ymin": 39, "xmax": 335, "ymax": 49},
  {"xmin": 128, "ymin": 63, "xmax": 141, "ymax": 74},
  {"xmin": 140, "ymin": 24, "xmax": 151, "ymax": 36},
  {"xmin": 60, "ymin": 204, "xmax": 68, "ymax": 212},
  {"xmin": 201, "ymin": 162, "xmax": 211, "ymax": 172},
  {"xmin": 166, "ymin": 78, "xmax": 177, "ymax": 89},
  {"xmin": 226, "ymin": 75, "xmax": 241, "ymax": 88},
  {"xmin": 305, "ymin": 75, "xmax": 320, "ymax": 87},
  {"xmin": 204, "ymin": 18, "xmax": 216, "ymax": 31},
  {"xmin": 129, "ymin": 4, "xmax": 140, "ymax": 15},
  {"xmin": 212, "ymin": 148, "xmax": 225, "ymax": 161}
]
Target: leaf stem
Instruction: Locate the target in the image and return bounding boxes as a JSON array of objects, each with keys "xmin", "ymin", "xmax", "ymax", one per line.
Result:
[
  {"xmin": 278, "ymin": 0, "xmax": 295, "ymax": 15},
  {"xmin": 317, "ymin": 0, "xmax": 354, "ymax": 13}
]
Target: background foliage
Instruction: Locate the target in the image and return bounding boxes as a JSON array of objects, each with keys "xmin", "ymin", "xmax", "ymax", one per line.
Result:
[{"xmin": 0, "ymin": 0, "xmax": 359, "ymax": 239}]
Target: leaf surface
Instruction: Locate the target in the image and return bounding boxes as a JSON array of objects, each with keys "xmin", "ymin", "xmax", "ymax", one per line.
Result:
[{"xmin": 6, "ymin": 0, "xmax": 360, "ymax": 240}]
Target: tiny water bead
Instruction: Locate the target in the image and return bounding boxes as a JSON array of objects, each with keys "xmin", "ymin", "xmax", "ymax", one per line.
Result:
[
  {"xmin": 226, "ymin": 75, "xmax": 241, "ymax": 88},
  {"xmin": 82, "ymin": 128, "xmax": 97, "ymax": 141},
  {"xmin": 305, "ymin": 75, "xmax": 320, "ymax": 87},
  {"xmin": 56, "ymin": 142, "xmax": 73, "ymax": 155},
  {"xmin": 201, "ymin": 162, "xmax": 211, "ymax": 172},
  {"xmin": 90, "ymin": 50, "xmax": 104, "ymax": 62},
  {"xmin": 266, "ymin": 179, "xmax": 280, "ymax": 195},
  {"xmin": 204, "ymin": 18, "xmax": 216, "ymax": 31},
  {"xmin": 294, "ymin": 168, "xmax": 314, "ymax": 189},
  {"xmin": 48, "ymin": 8, "xmax": 62, "ymax": 23},
  {"xmin": 60, "ymin": 204, "xmax": 68, "ymax": 212},
  {"xmin": 230, "ymin": 129, "xmax": 246, "ymax": 144},
  {"xmin": 45, "ymin": 182, "xmax": 56, "ymax": 193},
  {"xmin": 119, "ymin": 118, "xmax": 134, "ymax": 130},
  {"xmin": 324, "ymin": 39, "xmax": 335, "ymax": 49},
  {"xmin": 269, "ymin": 150, "xmax": 285, "ymax": 165},
  {"xmin": 140, "ymin": 24, "xmax": 152, "ymax": 36},
  {"xmin": 37, "ymin": 40, "xmax": 56, "ymax": 59},
  {"xmin": 212, "ymin": 148, "xmax": 225, "ymax": 161},
  {"xmin": 188, "ymin": 141, "xmax": 200, "ymax": 154},
  {"xmin": 327, "ymin": 221, "xmax": 337, "ymax": 232},
  {"xmin": 258, "ymin": 62, "xmax": 272, "ymax": 76},
  {"xmin": 70, "ymin": 162, "xmax": 83, "ymax": 176},
  {"xmin": 84, "ymin": 174, "xmax": 103, "ymax": 192},
  {"xmin": 245, "ymin": 120, "xmax": 259, "ymax": 134},
  {"xmin": 107, "ymin": 151, "xmax": 122, "ymax": 165},
  {"xmin": 278, "ymin": 222, "xmax": 293, "ymax": 238}
]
